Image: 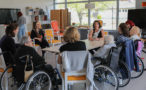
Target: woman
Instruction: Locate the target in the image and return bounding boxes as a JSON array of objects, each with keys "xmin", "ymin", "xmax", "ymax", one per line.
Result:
[
  {"xmin": 0, "ymin": 23, "xmax": 19, "ymax": 65},
  {"xmin": 130, "ymin": 26, "xmax": 141, "ymax": 41},
  {"xmin": 30, "ymin": 22, "xmax": 49, "ymax": 48},
  {"xmin": 88, "ymin": 20, "xmax": 104, "ymax": 41},
  {"xmin": 59, "ymin": 27, "xmax": 86, "ymax": 53},
  {"xmin": 116, "ymin": 23, "xmax": 130, "ymax": 45},
  {"xmin": 17, "ymin": 11, "xmax": 26, "ymax": 41},
  {"xmin": 125, "ymin": 20, "xmax": 135, "ymax": 30},
  {"xmin": 15, "ymin": 36, "xmax": 60, "ymax": 89},
  {"xmin": 58, "ymin": 27, "xmax": 86, "ymax": 64}
]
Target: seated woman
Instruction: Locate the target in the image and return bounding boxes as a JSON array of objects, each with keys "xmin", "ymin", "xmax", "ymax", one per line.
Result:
[
  {"xmin": 0, "ymin": 23, "xmax": 19, "ymax": 65},
  {"xmin": 58, "ymin": 27, "xmax": 86, "ymax": 63},
  {"xmin": 125, "ymin": 20, "xmax": 135, "ymax": 31},
  {"xmin": 15, "ymin": 36, "xmax": 60, "ymax": 89},
  {"xmin": 94, "ymin": 35, "xmax": 116, "ymax": 59},
  {"xmin": 116, "ymin": 23, "xmax": 130, "ymax": 45},
  {"xmin": 59, "ymin": 27, "xmax": 86, "ymax": 53},
  {"xmin": 30, "ymin": 21, "xmax": 49, "ymax": 48},
  {"xmin": 129, "ymin": 26, "xmax": 141, "ymax": 41},
  {"xmin": 88, "ymin": 20, "xmax": 104, "ymax": 41}
]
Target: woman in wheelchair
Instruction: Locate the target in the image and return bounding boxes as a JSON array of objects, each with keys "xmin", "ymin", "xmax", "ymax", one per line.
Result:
[
  {"xmin": 93, "ymin": 35, "xmax": 116, "ymax": 59},
  {"xmin": 15, "ymin": 36, "xmax": 61, "ymax": 89},
  {"xmin": 116, "ymin": 23, "xmax": 130, "ymax": 45},
  {"xmin": 0, "ymin": 23, "xmax": 19, "ymax": 66},
  {"xmin": 129, "ymin": 26, "xmax": 141, "ymax": 41}
]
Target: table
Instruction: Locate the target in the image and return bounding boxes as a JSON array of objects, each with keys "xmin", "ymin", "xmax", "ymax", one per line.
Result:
[
  {"xmin": 42, "ymin": 39, "xmax": 104, "ymax": 53},
  {"xmin": 43, "ymin": 39, "xmax": 104, "ymax": 68}
]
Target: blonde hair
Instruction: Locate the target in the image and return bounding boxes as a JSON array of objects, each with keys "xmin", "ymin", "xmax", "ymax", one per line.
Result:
[
  {"xmin": 63, "ymin": 27, "xmax": 80, "ymax": 43},
  {"xmin": 130, "ymin": 26, "xmax": 140, "ymax": 36},
  {"xmin": 104, "ymin": 35, "xmax": 115, "ymax": 44}
]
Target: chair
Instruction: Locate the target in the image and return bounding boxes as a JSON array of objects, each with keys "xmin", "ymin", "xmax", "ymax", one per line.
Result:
[
  {"xmin": 60, "ymin": 51, "xmax": 95, "ymax": 90},
  {"xmin": 45, "ymin": 29, "xmax": 61, "ymax": 46},
  {"xmin": 51, "ymin": 20, "xmax": 63, "ymax": 40}
]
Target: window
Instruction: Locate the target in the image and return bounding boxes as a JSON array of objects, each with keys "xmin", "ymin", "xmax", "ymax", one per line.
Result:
[
  {"xmin": 54, "ymin": 0, "xmax": 136, "ymax": 30},
  {"xmin": 91, "ymin": 1, "xmax": 117, "ymax": 30},
  {"xmin": 68, "ymin": 3, "xmax": 88, "ymax": 25},
  {"xmin": 119, "ymin": 0, "xmax": 136, "ymax": 24}
]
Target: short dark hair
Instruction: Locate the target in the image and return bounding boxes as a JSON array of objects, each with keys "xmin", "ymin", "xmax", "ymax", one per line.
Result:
[
  {"xmin": 119, "ymin": 23, "xmax": 129, "ymax": 37},
  {"xmin": 6, "ymin": 23, "xmax": 18, "ymax": 37}
]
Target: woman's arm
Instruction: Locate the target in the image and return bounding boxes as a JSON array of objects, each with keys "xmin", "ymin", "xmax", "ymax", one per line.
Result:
[
  {"xmin": 99, "ymin": 30, "xmax": 104, "ymax": 40},
  {"xmin": 88, "ymin": 30, "xmax": 94, "ymax": 41}
]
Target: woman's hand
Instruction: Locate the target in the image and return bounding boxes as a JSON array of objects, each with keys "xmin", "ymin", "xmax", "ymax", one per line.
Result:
[{"xmin": 34, "ymin": 38, "xmax": 42, "ymax": 42}]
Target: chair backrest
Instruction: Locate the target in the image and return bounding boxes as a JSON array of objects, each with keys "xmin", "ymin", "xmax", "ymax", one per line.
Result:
[
  {"xmin": 45, "ymin": 29, "xmax": 54, "ymax": 39},
  {"xmin": 51, "ymin": 20, "xmax": 60, "ymax": 32},
  {"xmin": 0, "ymin": 48, "xmax": 6, "ymax": 69},
  {"xmin": 61, "ymin": 51, "xmax": 89, "ymax": 72}
]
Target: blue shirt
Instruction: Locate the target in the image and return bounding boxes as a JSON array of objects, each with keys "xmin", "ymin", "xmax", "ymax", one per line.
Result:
[{"xmin": 116, "ymin": 35, "xmax": 129, "ymax": 45}]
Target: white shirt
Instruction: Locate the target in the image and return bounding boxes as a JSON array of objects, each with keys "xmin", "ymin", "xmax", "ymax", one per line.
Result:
[{"xmin": 130, "ymin": 35, "xmax": 140, "ymax": 41}]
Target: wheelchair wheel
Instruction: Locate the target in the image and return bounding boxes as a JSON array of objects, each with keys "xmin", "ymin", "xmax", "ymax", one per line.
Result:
[
  {"xmin": 0, "ymin": 66, "xmax": 17, "ymax": 90},
  {"xmin": 25, "ymin": 71, "xmax": 52, "ymax": 90},
  {"xmin": 94, "ymin": 65, "xmax": 119, "ymax": 90},
  {"xmin": 131, "ymin": 57, "xmax": 144, "ymax": 79},
  {"xmin": 116, "ymin": 61, "xmax": 131, "ymax": 87}
]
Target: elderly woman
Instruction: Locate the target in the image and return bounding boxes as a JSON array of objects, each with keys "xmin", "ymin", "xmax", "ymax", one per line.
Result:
[
  {"xmin": 15, "ymin": 36, "xmax": 60, "ymax": 89},
  {"xmin": 59, "ymin": 27, "xmax": 86, "ymax": 52},
  {"xmin": 129, "ymin": 26, "xmax": 141, "ymax": 41},
  {"xmin": 88, "ymin": 20, "xmax": 104, "ymax": 41},
  {"xmin": 58, "ymin": 27, "xmax": 86, "ymax": 64},
  {"xmin": 125, "ymin": 20, "xmax": 135, "ymax": 31}
]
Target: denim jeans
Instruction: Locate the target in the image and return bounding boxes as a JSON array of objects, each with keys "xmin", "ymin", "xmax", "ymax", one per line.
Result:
[{"xmin": 18, "ymin": 25, "xmax": 26, "ymax": 41}]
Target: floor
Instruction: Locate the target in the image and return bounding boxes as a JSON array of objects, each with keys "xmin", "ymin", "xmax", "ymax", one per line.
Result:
[{"xmin": 45, "ymin": 50, "xmax": 146, "ymax": 90}]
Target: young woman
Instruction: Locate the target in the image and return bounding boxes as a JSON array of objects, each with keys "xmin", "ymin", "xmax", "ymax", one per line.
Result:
[
  {"xmin": 116, "ymin": 23, "xmax": 130, "ymax": 45},
  {"xmin": 30, "ymin": 22, "xmax": 49, "ymax": 48},
  {"xmin": 0, "ymin": 23, "xmax": 19, "ymax": 65},
  {"xmin": 88, "ymin": 20, "xmax": 104, "ymax": 41}
]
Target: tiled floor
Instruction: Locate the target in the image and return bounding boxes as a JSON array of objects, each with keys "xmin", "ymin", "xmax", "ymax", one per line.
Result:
[{"xmin": 45, "ymin": 50, "xmax": 146, "ymax": 90}]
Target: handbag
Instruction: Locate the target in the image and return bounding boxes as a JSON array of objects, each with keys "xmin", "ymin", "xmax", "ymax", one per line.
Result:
[{"xmin": 24, "ymin": 55, "xmax": 33, "ymax": 82}]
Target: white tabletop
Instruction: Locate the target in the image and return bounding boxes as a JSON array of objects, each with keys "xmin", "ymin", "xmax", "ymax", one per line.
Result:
[{"xmin": 42, "ymin": 39, "xmax": 104, "ymax": 53}]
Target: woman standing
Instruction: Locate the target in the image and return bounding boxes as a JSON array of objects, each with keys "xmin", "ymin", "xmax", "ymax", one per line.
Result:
[
  {"xmin": 17, "ymin": 11, "xmax": 26, "ymax": 41},
  {"xmin": 88, "ymin": 20, "xmax": 104, "ymax": 41}
]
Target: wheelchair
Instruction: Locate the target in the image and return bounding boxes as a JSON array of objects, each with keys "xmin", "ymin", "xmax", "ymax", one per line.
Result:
[
  {"xmin": 0, "ymin": 55, "xmax": 52, "ymax": 90},
  {"xmin": 130, "ymin": 39, "xmax": 145, "ymax": 79},
  {"xmin": 92, "ymin": 45, "xmax": 131, "ymax": 89}
]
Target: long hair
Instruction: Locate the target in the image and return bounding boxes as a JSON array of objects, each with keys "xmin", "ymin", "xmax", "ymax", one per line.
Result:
[
  {"xmin": 119, "ymin": 23, "xmax": 129, "ymax": 37},
  {"xmin": 93, "ymin": 20, "xmax": 102, "ymax": 34}
]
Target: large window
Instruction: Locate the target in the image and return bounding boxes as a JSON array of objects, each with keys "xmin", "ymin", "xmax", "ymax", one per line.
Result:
[
  {"xmin": 54, "ymin": 0, "xmax": 136, "ymax": 30},
  {"xmin": 68, "ymin": 3, "xmax": 88, "ymax": 25}
]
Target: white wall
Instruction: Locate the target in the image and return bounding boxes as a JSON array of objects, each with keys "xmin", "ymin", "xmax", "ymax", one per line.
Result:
[
  {"xmin": 0, "ymin": 0, "xmax": 53, "ymax": 31},
  {"xmin": 136, "ymin": 0, "xmax": 146, "ymax": 9}
]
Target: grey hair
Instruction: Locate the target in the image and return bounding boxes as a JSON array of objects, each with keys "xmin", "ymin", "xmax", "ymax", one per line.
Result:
[
  {"xmin": 20, "ymin": 36, "xmax": 30, "ymax": 45},
  {"xmin": 104, "ymin": 35, "xmax": 115, "ymax": 45}
]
